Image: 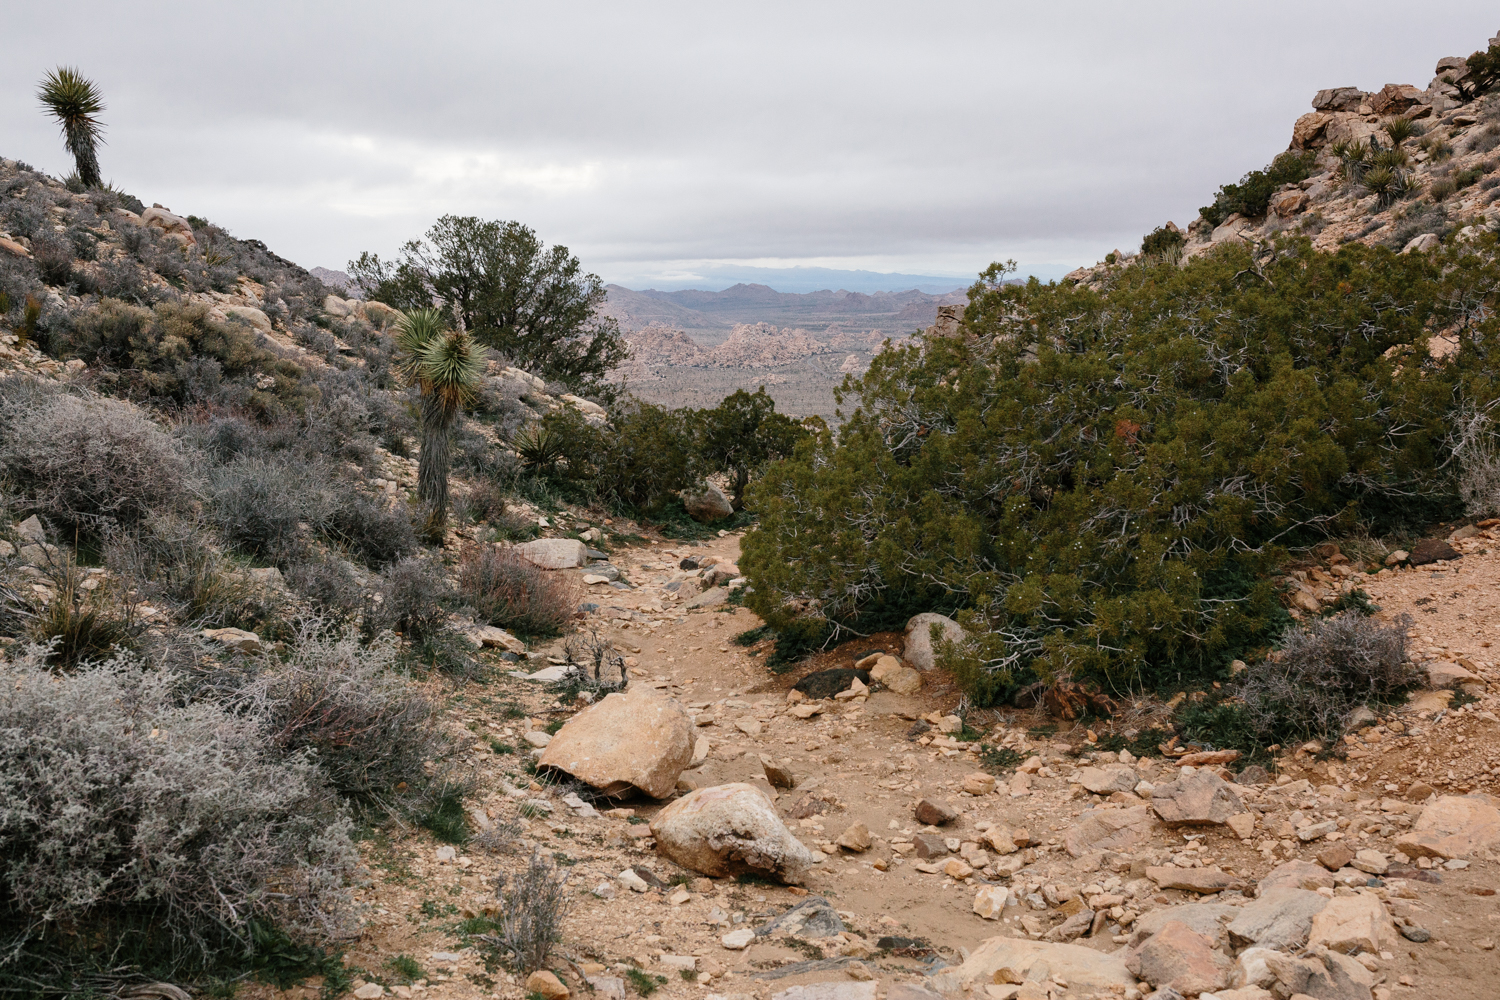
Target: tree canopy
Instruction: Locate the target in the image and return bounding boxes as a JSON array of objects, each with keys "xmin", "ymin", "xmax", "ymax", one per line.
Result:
[
  {"xmin": 350, "ymin": 217, "xmax": 628, "ymax": 398},
  {"xmin": 740, "ymin": 236, "xmax": 1500, "ymax": 702}
]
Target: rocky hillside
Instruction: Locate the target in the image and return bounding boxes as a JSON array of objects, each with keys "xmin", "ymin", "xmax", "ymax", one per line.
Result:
[{"xmin": 1069, "ymin": 29, "xmax": 1500, "ymax": 287}]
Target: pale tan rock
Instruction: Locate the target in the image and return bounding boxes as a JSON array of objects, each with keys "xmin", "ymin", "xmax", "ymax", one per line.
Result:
[
  {"xmin": 201, "ymin": 627, "xmax": 263, "ymax": 653},
  {"xmin": 1126, "ymin": 920, "xmax": 1230, "ymax": 996},
  {"xmin": 141, "ymin": 205, "xmax": 197, "ymax": 246},
  {"xmin": 929, "ymin": 937, "xmax": 1134, "ymax": 994},
  {"xmin": 943, "ymin": 857, "xmax": 973, "ymax": 879},
  {"xmin": 1077, "ymin": 765, "xmax": 1138, "ymax": 795},
  {"xmin": 884, "ymin": 666, "xmax": 923, "ymax": 694},
  {"xmin": 1307, "ymin": 893, "xmax": 1398, "ymax": 954},
  {"xmin": 981, "ymin": 826, "xmax": 1021, "ymax": 855},
  {"xmin": 650, "ymin": 782, "xmax": 820, "ymax": 883},
  {"xmin": 973, "ymin": 885, "xmax": 1009, "ymax": 919},
  {"xmin": 223, "ymin": 304, "xmax": 272, "ymax": 332},
  {"xmin": 1064, "ymin": 805, "xmax": 1154, "ymax": 857},
  {"xmin": 735, "ymin": 718, "xmax": 763, "ymax": 737},
  {"xmin": 538, "ymin": 686, "xmax": 694, "ymax": 798},
  {"xmin": 903, "ymin": 612, "xmax": 966, "ymax": 670},
  {"xmin": 837, "ymin": 822, "xmax": 871, "ymax": 852},
  {"xmin": 526, "ymin": 970, "xmax": 569, "ymax": 1000},
  {"xmin": 1150, "ymin": 769, "xmax": 1245, "ymax": 826},
  {"xmin": 1144, "ymin": 865, "xmax": 1245, "ymax": 894},
  {"xmin": 868, "ymin": 654, "xmax": 903, "ymax": 683},
  {"xmin": 962, "ymin": 772, "xmax": 997, "ymax": 795},
  {"xmin": 514, "ymin": 537, "xmax": 587, "ymax": 569},
  {"xmin": 1396, "ymin": 794, "xmax": 1500, "ymax": 859},
  {"xmin": 1227, "ymin": 812, "xmax": 1257, "ymax": 839}
]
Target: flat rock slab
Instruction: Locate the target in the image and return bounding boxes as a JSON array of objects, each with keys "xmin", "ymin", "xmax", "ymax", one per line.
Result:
[
  {"xmin": 1077, "ymin": 766, "xmax": 1139, "ymax": 795},
  {"xmin": 1308, "ymin": 892, "xmax": 1399, "ymax": 954},
  {"xmin": 1145, "ymin": 865, "xmax": 1245, "ymax": 894},
  {"xmin": 515, "ymin": 537, "xmax": 588, "ymax": 569},
  {"xmin": 1226, "ymin": 888, "xmax": 1328, "ymax": 950},
  {"xmin": 772, "ymin": 981, "xmax": 876, "ymax": 1000},
  {"xmin": 1129, "ymin": 902, "xmax": 1237, "ymax": 948},
  {"xmin": 1396, "ymin": 794, "xmax": 1500, "ymax": 859},
  {"xmin": 1151, "ymin": 769, "xmax": 1245, "ymax": 826},
  {"xmin": 757, "ymin": 896, "xmax": 846, "ymax": 939},
  {"xmin": 1065, "ymin": 805, "xmax": 1154, "ymax": 857},
  {"xmin": 1257, "ymin": 859, "xmax": 1335, "ymax": 893},
  {"xmin": 929, "ymin": 937, "xmax": 1134, "ymax": 994}
]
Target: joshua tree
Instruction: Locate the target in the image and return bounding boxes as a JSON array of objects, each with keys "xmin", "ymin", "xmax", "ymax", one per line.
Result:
[
  {"xmin": 394, "ymin": 308, "xmax": 487, "ymax": 536},
  {"xmin": 37, "ymin": 67, "xmax": 106, "ymax": 188}
]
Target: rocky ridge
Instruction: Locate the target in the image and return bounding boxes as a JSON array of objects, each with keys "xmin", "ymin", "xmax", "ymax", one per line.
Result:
[{"xmin": 1067, "ymin": 30, "xmax": 1500, "ymax": 289}]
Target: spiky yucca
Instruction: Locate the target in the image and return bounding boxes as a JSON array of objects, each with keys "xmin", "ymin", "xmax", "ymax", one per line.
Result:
[
  {"xmin": 395, "ymin": 308, "xmax": 487, "ymax": 534},
  {"xmin": 37, "ymin": 67, "xmax": 106, "ymax": 188}
]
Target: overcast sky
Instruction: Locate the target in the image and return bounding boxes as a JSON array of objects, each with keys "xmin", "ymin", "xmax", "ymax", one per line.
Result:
[{"xmin": 3, "ymin": 3, "xmax": 1497, "ymax": 290}]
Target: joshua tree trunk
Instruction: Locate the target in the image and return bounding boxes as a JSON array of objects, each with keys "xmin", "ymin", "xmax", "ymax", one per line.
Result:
[
  {"xmin": 417, "ymin": 395, "xmax": 452, "ymax": 535},
  {"xmin": 66, "ymin": 124, "xmax": 100, "ymax": 188}
]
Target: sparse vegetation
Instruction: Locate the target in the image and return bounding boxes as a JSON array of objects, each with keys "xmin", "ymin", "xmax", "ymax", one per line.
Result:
[
  {"xmin": 476, "ymin": 851, "xmax": 572, "ymax": 973},
  {"xmin": 458, "ymin": 544, "xmax": 577, "ymax": 638},
  {"xmin": 1200, "ymin": 150, "xmax": 1316, "ymax": 225}
]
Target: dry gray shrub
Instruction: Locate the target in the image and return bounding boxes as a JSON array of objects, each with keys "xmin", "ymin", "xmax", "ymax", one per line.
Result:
[
  {"xmin": 482, "ymin": 850, "xmax": 571, "ymax": 973},
  {"xmin": 0, "ymin": 387, "xmax": 196, "ymax": 532},
  {"xmin": 1239, "ymin": 610, "xmax": 1417, "ymax": 743},
  {"xmin": 248, "ymin": 629, "xmax": 455, "ymax": 808},
  {"xmin": 367, "ymin": 556, "xmax": 453, "ymax": 640},
  {"xmin": 457, "ymin": 545, "xmax": 576, "ymax": 638},
  {"xmin": 0, "ymin": 646, "xmax": 357, "ymax": 971}
]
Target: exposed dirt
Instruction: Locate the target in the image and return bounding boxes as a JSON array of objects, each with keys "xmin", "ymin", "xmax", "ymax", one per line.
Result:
[{"xmin": 239, "ymin": 530, "xmax": 1500, "ymax": 1000}]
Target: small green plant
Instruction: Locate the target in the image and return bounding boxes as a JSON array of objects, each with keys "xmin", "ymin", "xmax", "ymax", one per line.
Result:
[
  {"xmin": 626, "ymin": 969, "xmax": 666, "ymax": 996},
  {"xmin": 977, "ymin": 745, "xmax": 1023, "ymax": 774},
  {"xmin": 1451, "ymin": 686, "xmax": 1481, "ymax": 709},
  {"xmin": 418, "ymin": 785, "xmax": 471, "ymax": 845},
  {"xmin": 19, "ymin": 294, "xmax": 40, "ymax": 348},
  {"xmin": 679, "ymin": 969, "xmax": 697, "ymax": 981},
  {"xmin": 1383, "ymin": 117, "xmax": 1418, "ymax": 143},
  {"xmin": 490, "ymin": 740, "xmax": 516, "ymax": 755},
  {"xmin": 1363, "ymin": 166, "xmax": 1397, "ymax": 201},
  {"xmin": 386, "ymin": 954, "xmax": 424, "ymax": 984},
  {"xmin": 1429, "ymin": 178, "xmax": 1457, "ymax": 202},
  {"xmin": 1454, "ymin": 166, "xmax": 1484, "ymax": 190},
  {"xmin": 514, "ymin": 422, "xmax": 568, "ymax": 473}
]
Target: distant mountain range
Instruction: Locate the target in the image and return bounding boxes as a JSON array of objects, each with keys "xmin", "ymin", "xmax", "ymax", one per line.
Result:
[
  {"xmin": 602, "ymin": 282, "xmax": 966, "ymax": 345},
  {"xmin": 610, "ymin": 265, "xmax": 970, "ymax": 295}
]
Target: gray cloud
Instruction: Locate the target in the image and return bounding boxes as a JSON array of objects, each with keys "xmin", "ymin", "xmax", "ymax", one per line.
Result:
[{"xmin": 3, "ymin": 2, "xmax": 1496, "ymax": 287}]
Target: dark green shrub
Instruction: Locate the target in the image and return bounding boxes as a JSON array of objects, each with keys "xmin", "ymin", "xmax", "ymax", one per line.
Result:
[
  {"xmin": 1140, "ymin": 225, "xmax": 1186, "ymax": 257},
  {"xmin": 742, "ymin": 240, "xmax": 1492, "ymax": 699},
  {"xmin": 1200, "ymin": 151, "xmax": 1316, "ymax": 225},
  {"xmin": 690, "ymin": 388, "xmax": 808, "ymax": 509}
]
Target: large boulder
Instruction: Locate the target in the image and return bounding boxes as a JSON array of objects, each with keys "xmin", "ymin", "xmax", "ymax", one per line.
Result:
[
  {"xmin": 1258, "ymin": 948, "xmax": 1374, "ymax": 1000},
  {"xmin": 1369, "ymin": 83, "xmax": 1424, "ymax": 115},
  {"xmin": 1126, "ymin": 920, "xmax": 1230, "ymax": 996},
  {"xmin": 1396, "ymin": 794, "xmax": 1500, "ymax": 859},
  {"xmin": 1290, "ymin": 111, "xmax": 1332, "ymax": 150},
  {"xmin": 1150, "ymin": 769, "xmax": 1245, "ymax": 826},
  {"xmin": 141, "ymin": 205, "xmax": 197, "ymax": 246},
  {"xmin": 1257, "ymin": 859, "xmax": 1335, "ymax": 893},
  {"xmin": 682, "ymin": 482, "xmax": 733, "ymax": 522},
  {"xmin": 514, "ymin": 537, "xmax": 588, "ymax": 569},
  {"xmin": 223, "ymin": 305, "xmax": 272, "ymax": 333},
  {"xmin": 1064, "ymin": 805, "xmax": 1155, "ymax": 857},
  {"xmin": 1311, "ymin": 86, "xmax": 1366, "ymax": 111},
  {"xmin": 538, "ymin": 686, "xmax": 694, "ymax": 798},
  {"xmin": 650, "ymin": 782, "xmax": 821, "ymax": 883},
  {"xmin": 903, "ymin": 612, "xmax": 966, "ymax": 671},
  {"xmin": 929, "ymin": 937, "xmax": 1133, "ymax": 995}
]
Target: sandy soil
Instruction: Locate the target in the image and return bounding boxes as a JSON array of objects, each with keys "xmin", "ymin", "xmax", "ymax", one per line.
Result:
[{"xmin": 239, "ymin": 528, "xmax": 1500, "ymax": 1000}]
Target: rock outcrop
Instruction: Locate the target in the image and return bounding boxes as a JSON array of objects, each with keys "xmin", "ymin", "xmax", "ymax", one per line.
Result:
[{"xmin": 650, "ymin": 782, "xmax": 821, "ymax": 883}]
